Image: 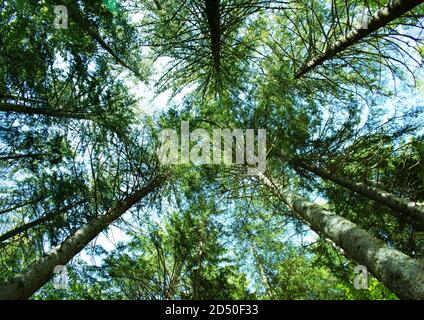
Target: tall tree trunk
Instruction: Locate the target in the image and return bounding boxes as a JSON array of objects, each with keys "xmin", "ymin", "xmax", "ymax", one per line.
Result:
[
  {"xmin": 0, "ymin": 175, "xmax": 164, "ymax": 300},
  {"xmin": 0, "ymin": 102, "xmax": 92, "ymax": 120},
  {"xmin": 205, "ymin": 0, "xmax": 221, "ymax": 75},
  {"xmin": 259, "ymin": 174, "xmax": 424, "ymax": 300},
  {"xmin": 292, "ymin": 160, "xmax": 424, "ymax": 226},
  {"xmin": 295, "ymin": 0, "xmax": 423, "ymax": 79},
  {"xmin": 0, "ymin": 200, "xmax": 85, "ymax": 244},
  {"xmin": 250, "ymin": 242, "xmax": 275, "ymax": 298}
]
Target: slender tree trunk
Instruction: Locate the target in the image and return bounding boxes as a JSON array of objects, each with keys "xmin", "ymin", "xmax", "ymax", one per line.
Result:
[
  {"xmin": 0, "ymin": 200, "xmax": 85, "ymax": 244},
  {"xmin": 0, "ymin": 102, "xmax": 92, "ymax": 120},
  {"xmin": 295, "ymin": 0, "xmax": 423, "ymax": 79},
  {"xmin": 259, "ymin": 174, "xmax": 424, "ymax": 300},
  {"xmin": 205, "ymin": 0, "xmax": 221, "ymax": 74},
  {"xmin": 0, "ymin": 175, "xmax": 164, "ymax": 300},
  {"xmin": 250, "ymin": 242, "xmax": 275, "ymax": 298},
  {"xmin": 292, "ymin": 160, "xmax": 424, "ymax": 226}
]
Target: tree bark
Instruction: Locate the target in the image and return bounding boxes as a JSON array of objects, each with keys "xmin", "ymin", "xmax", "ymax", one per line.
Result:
[
  {"xmin": 293, "ymin": 160, "xmax": 424, "ymax": 226},
  {"xmin": 259, "ymin": 174, "xmax": 424, "ymax": 300},
  {"xmin": 295, "ymin": 0, "xmax": 423, "ymax": 79},
  {"xmin": 0, "ymin": 175, "xmax": 164, "ymax": 300}
]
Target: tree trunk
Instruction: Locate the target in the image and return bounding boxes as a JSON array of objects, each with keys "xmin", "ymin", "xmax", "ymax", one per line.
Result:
[
  {"xmin": 0, "ymin": 175, "xmax": 164, "ymax": 300},
  {"xmin": 293, "ymin": 160, "xmax": 424, "ymax": 226},
  {"xmin": 295, "ymin": 0, "xmax": 423, "ymax": 79},
  {"xmin": 250, "ymin": 242, "xmax": 275, "ymax": 298},
  {"xmin": 259, "ymin": 174, "xmax": 424, "ymax": 300},
  {"xmin": 205, "ymin": 0, "xmax": 221, "ymax": 74},
  {"xmin": 0, "ymin": 200, "xmax": 85, "ymax": 244}
]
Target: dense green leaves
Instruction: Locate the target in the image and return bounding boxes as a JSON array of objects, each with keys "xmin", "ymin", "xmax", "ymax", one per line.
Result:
[{"xmin": 1, "ymin": 0, "xmax": 423, "ymax": 300}]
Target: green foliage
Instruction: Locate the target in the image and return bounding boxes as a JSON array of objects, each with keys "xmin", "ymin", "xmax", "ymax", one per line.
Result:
[{"xmin": 1, "ymin": 0, "xmax": 423, "ymax": 300}]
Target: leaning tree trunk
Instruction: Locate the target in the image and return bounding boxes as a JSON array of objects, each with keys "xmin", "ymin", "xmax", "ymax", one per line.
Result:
[
  {"xmin": 292, "ymin": 160, "xmax": 424, "ymax": 226},
  {"xmin": 259, "ymin": 174, "xmax": 424, "ymax": 300},
  {"xmin": 0, "ymin": 175, "xmax": 164, "ymax": 300},
  {"xmin": 295, "ymin": 0, "xmax": 423, "ymax": 79}
]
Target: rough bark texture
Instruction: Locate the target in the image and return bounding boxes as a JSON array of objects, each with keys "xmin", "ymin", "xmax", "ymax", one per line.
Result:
[
  {"xmin": 0, "ymin": 176, "xmax": 164, "ymax": 300},
  {"xmin": 260, "ymin": 174, "xmax": 424, "ymax": 300},
  {"xmin": 295, "ymin": 0, "xmax": 423, "ymax": 79},
  {"xmin": 293, "ymin": 161, "xmax": 424, "ymax": 226}
]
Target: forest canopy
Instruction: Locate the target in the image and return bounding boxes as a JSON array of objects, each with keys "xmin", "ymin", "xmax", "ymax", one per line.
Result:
[{"xmin": 0, "ymin": 0, "xmax": 423, "ymax": 300}]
